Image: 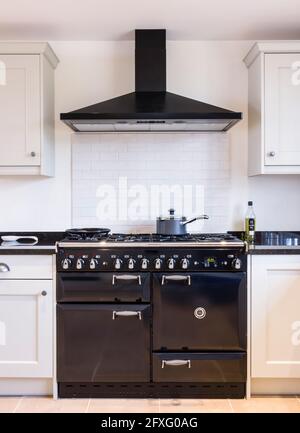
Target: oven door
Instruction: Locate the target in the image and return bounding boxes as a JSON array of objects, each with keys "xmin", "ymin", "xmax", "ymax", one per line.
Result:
[
  {"xmin": 57, "ymin": 304, "xmax": 151, "ymax": 382},
  {"xmin": 153, "ymin": 272, "xmax": 246, "ymax": 351}
]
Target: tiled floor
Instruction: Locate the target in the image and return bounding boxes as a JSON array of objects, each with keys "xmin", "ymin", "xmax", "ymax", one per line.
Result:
[{"xmin": 0, "ymin": 396, "xmax": 300, "ymax": 413}]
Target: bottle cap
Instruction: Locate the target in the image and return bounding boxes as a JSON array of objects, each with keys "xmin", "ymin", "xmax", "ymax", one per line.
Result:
[{"xmin": 248, "ymin": 201, "xmax": 253, "ymax": 206}]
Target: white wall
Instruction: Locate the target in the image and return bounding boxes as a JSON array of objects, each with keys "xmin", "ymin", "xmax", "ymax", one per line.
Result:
[
  {"xmin": 0, "ymin": 40, "xmax": 299, "ymax": 232},
  {"xmin": 72, "ymin": 132, "xmax": 230, "ymax": 233}
]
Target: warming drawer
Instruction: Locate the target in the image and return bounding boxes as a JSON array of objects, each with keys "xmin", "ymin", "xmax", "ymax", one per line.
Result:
[
  {"xmin": 153, "ymin": 352, "xmax": 246, "ymax": 383},
  {"xmin": 57, "ymin": 272, "xmax": 150, "ymax": 302}
]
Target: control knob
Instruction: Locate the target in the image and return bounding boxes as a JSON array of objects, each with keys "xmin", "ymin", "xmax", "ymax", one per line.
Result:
[
  {"xmin": 141, "ymin": 258, "xmax": 149, "ymax": 270},
  {"xmin": 128, "ymin": 258, "xmax": 136, "ymax": 270},
  {"xmin": 181, "ymin": 258, "xmax": 190, "ymax": 270},
  {"xmin": 76, "ymin": 258, "xmax": 85, "ymax": 270},
  {"xmin": 114, "ymin": 258, "xmax": 122, "ymax": 270},
  {"xmin": 232, "ymin": 258, "xmax": 242, "ymax": 270},
  {"xmin": 62, "ymin": 258, "xmax": 72, "ymax": 270},
  {"xmin": 167, "ymin": 258, "xmax": 176, "ymax": 270},
  {"xmin": 89, "ymin": 258, "xmax": 98, "ymax": 270},
  {"xmin": 154, "ymin": 258, "xmax": 162, "ymax": 270}
]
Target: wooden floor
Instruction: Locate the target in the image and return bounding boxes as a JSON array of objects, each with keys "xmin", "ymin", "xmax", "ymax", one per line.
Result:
[{"xmin": 0, "ymin": 396, "xmax": 300, "ymax": 413}]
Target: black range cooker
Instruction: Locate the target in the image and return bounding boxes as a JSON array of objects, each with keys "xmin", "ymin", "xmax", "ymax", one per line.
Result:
[{"xmin": 56, "ymin": 232, "xmax": 247, "ymax": 399}]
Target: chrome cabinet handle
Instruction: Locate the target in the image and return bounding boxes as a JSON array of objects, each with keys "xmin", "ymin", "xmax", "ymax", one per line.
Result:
[
  {"xmin": 162, "ymin": 275, "xmax": 191, "ymax": 285},
  {"xmin": 162, "ymin": 360, "xmax": 191, "ymax": 369},
  {"xmin": 268, "ymin": 151, "xmax": 275, "ymax": 157},
  {"xmin": 41, "ymin": 291, "xmax": 47, "ymax": 296},
  {"xmin": 112, "ymin": 274, "xmax": 142, "ymax": 285},
  {"xmin": 0, "ymin": 263, "xmax": 10, "ymax": 273},
  {"xmin": 112, "ymin": 311, "xmax": 142, "ymax": 320}
]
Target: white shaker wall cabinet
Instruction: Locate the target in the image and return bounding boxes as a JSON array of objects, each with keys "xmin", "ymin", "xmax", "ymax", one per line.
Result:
[
  {"xmin": 244, "ymin": 42, "xmax": 300, "ymax": 175},
  {"xmin": 0, "ymin": 43, "xmax": 59, "ymax": 176},
  {"xmin": 0, "ymin": 256, "xmax": 53, "ymax": 378},
  {"xmin": 251, "ymin": 255, "xmax": 300, "ymax": 378}
]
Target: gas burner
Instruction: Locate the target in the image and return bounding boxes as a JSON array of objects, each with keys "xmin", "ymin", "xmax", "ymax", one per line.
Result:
[{"xmin": 107, "ymin": 234, "xmax": 153, "ymax": 243}]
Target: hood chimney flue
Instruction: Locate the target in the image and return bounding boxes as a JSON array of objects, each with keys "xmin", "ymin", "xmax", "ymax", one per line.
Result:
[{"xmin": 135, "ymin": 29, "xmax": 166, "ymax": 93}]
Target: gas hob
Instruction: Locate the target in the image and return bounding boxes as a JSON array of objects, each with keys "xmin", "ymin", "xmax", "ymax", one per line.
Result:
[
  {"xmin": 58, "ymin": 232, "xmax": 245, "ymax": 248},
  {"xmin": 57, "ymin": 231, "xmax": 246, "ymax": 272}
]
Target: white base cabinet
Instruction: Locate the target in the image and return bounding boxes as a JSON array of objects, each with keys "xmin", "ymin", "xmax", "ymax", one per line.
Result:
[
  {"xmin": 0, "ymin": 255, "xmax": 53, "ymax": 379},
  {"xmin": 251, "ymin": 255, "xmax": 300, "ymax": 378}
]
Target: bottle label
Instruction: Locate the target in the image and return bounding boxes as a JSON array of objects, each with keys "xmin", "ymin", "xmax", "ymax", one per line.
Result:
[{"xmin": 248, "ymin": 218, "xmax": 255, "ymax": 234}]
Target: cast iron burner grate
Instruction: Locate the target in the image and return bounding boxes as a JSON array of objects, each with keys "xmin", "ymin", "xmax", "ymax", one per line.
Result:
[{"xmin": 62, "ymin": 231, "xmax": 239, "ymax": 243}]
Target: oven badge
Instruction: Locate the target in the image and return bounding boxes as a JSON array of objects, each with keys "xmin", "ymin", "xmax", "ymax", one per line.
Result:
[{"xmin": 194, "ymin": 307, "xmax": 206, "ymax": 320}]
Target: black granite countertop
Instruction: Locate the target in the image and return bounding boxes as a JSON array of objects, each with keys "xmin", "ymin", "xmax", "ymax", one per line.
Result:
[
  {"xmin": 231, "ymin": 231, "xmax": 300, "ymax": 255},
  {"xmin": 2, "ymin": 230, "xmax": 300, "ymax": 255},
  {"xmin": 0, "ymin": 232, "xmax": 64, "ymax": 255}
]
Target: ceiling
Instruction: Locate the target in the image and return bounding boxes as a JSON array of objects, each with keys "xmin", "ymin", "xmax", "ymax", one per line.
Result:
[{"xmin": 1, "ymin": 0, "xmax": 300, "ymax": 41}]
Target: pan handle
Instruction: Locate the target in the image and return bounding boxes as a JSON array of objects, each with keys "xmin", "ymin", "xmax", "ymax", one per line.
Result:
[{"xmin": 182, "ymin": 215, "xmax": 209, "ymax": 226}]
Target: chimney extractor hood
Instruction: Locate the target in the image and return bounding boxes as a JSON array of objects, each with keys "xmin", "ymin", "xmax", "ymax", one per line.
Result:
[{"xmin": 60, "ymin": 30, "xmax": 242, "ymax": 132}]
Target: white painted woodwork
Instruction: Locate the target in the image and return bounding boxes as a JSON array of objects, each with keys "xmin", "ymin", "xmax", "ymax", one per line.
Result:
[
  {"xmin": 244, "ymin": 42, "xmax": 300, "ymax": 175},
  {"xmin": 0, "ymin": 255, "xmax": 53, "ymax": 279},
  {"xmin": 0, "ymin": 55, "xmax": 41, "ymax": 166},
  {"xmin": 265, "ymin": 53, "xmax": 300, "ymax": 166},
  {"xmin": 0, "ymin": 42, "xmax": 59, "ymax": 176},
  {"xmin": 0, "ymin": 279, "xmax": 53, "ymax": 378},
  {"xmin": 0, "ymin": 379, "xmax": 52, "ymax": 396},
  {"xmin": 251, "ymin": 255, "xmax": 300, "ymax": 378}
]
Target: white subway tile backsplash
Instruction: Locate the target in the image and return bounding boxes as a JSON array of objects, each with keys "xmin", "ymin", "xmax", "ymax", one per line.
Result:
[{"xmin": 72, "ymin": 133, "xmax": 231, "ymax": 232}]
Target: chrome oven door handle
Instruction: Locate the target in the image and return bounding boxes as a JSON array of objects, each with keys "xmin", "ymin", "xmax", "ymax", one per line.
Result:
[
  {"xmin": 112, "ymin": 311, "xmax": 142, "ymax": 320},
  {"xmin": 161, "ymin": 275, "xmax": 191, "ymax": 285},
  {"xmin": 0, "ymin": 263, "xmax": 10, "ymax": 273},
  {"xmin": 161, "ymin": 360, "xmax": 191, "ymax": 369},
  {"xmin": 112, "ymin": 274, "xmax": 142, "ymax": 285}
]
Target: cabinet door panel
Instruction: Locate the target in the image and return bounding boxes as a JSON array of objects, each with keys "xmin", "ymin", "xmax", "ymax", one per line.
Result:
[
  {"xmin": 0, "ymin": 280, "xmax": 52, "ymax": 377},
  {"xmin": 265, "ymin": 53, "xmax": 300, "ymax": 166},
  {"xmin": 0, "ymin": 55, "xmax": 40, "ymax": 166},
  {"xmin": 252, "ymin": 255, "xmax": 300, "ymax": 378}
]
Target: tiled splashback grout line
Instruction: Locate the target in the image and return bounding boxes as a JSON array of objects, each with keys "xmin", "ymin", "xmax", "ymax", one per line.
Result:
[{"xmin": 71, "ymin": 133, "xmax": 230, "ymax": 233}]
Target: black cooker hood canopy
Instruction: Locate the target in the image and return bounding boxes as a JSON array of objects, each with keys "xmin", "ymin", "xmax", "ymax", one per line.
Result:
[{"xmin": 61, "ymin": 29, "xmax": 242, "ymax": 133}]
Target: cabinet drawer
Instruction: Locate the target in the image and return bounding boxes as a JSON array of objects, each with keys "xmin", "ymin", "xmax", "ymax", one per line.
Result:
[
  {"xmin": 57, "ymin": 272, "xmax": 150, "ymax": 302},
  {"xmin": 0, "ymin": 255, "xmax": 53, "ymax": 279},
  {"xmin": 153, "ymin": 352, "xmax": 246, "ymax": 383}
]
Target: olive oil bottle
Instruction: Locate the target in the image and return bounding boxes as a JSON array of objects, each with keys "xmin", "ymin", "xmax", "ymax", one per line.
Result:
[{"xmin": 245, "ymin": 201, "xmax": 256, "ymax": 243}]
